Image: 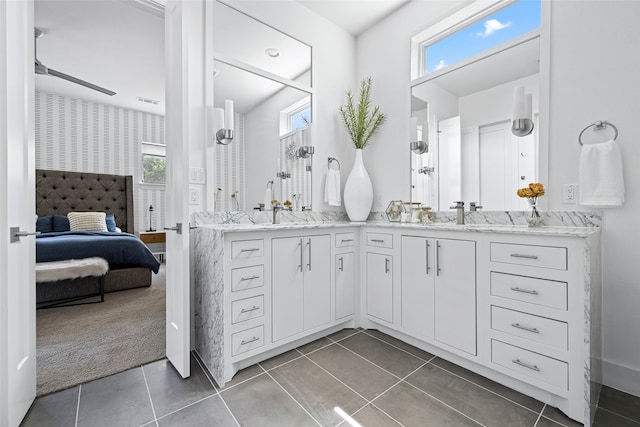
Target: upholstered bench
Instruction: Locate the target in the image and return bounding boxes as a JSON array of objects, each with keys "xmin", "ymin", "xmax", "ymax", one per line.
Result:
[{"xmin": 36, "ymin": 257, "xmax": 109, "ymax": 309}]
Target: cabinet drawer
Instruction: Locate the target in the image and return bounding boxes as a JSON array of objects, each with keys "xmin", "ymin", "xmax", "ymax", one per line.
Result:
[
  {"xmin": 492, "ymin": 340, "xmax": 568, "ymax": 390},
  {"xmin": 139, "ymin": 232, "xmax": 165, "ymax": 244},
  {"xmin": 231, "ymin": 265, "xmax": 264, "ymax": 292},
  {"xmin": 231, "ymin": 239, "xmax": 264, "ymax": 260},
  {"xmin": 336, "ymin": 232, "xmax": 355, "ymax": 248},
  {"xmin": 231, "ymin": 295, "xmax": 264, "ymax": 324},
  {"xmin": 491, "ymin": 306, "xmax": 568, "ymax": 350},
  {"xmin": 491, "ymin": 272, "xmax": 567, "ymax": 310},
  {"xmin": 367, "ymin": 232, "xmax": 393, "ymax": 248},
  {"xmin": 231, "ymin": 325, "xmax": 264, "ymax": 356},
  {"xmin": 490, "ymin": 243, "xmax": 567, "ymax": 270}
]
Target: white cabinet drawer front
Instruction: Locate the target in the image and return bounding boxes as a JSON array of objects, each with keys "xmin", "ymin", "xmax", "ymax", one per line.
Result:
[
  {"xmin": 231, "ymin": 295, "xmax": 265, "ymax": 324},
  {"xmin": 490, "ymin": 243, "xmax": 567, "ymax": 270},
  {"xmin": 491, "ymin": 272, "xmax": 567, "ymax": 310},
  {"xmin": 231, "ymin": 265, "xmax": 264, "ymax": 292},
  {"xmin": 231, "ymin": 325, "xmax": 264, "ymax": 356},
  {"xmin": 367, "ymin": 232, "xmax": 393, "ymax": 248},
  {"xmin": 336, "ymin": 232, "xmax": 356, "ymax": 248},
  {"xmin": 231, "ymin": 239, "xmax": 265, "ymax": 259},
  {"xmin": 491, "ymin": 340, "xmax": 568, "ymax": 390},
  {"xmin": 491, "ymin": 306, "xmax": 568, "ymax": 351}
]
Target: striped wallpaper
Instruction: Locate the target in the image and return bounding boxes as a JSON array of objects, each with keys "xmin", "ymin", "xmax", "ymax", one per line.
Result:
[{"xmin": 34, "ymin": 91, "xmax": 166, "ymax": 233}]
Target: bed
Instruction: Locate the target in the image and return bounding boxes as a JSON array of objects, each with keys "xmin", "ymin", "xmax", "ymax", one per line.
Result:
[{"xmin": 35, "ymin": 169, "xmax": 161, "ymax": 305}]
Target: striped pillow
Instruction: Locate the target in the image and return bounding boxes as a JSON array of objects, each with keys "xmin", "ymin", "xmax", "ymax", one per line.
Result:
[{"xmin": 67, "ymin": 212, "xmax": 108, "ymax": 232}]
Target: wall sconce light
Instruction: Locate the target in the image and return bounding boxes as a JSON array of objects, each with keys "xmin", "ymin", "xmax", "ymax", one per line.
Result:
[
  {"xmin": 410, "ymin": 140, "xmax": 428, "ymax": 154},
  {"xmin": 511, "ymin": 86, "xmax": 534, "ymax": 137},
  {"xmin": 215, "ymin": 99, "xmax": 234, "ymax": 145},
  {"xmin": 297, "ymin": 145, "xmax": 314, "ymax": 159}
]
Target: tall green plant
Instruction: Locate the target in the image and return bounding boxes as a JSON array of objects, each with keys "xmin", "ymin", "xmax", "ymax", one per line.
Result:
[{"xmin": 339, "ymin": 77, "xmax": 386, "ymax": 149}]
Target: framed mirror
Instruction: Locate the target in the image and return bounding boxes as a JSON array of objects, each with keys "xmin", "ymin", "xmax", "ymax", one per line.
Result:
[{"xmin": 410, "ymin": 0, "xmax": 547, "ymax": 211}]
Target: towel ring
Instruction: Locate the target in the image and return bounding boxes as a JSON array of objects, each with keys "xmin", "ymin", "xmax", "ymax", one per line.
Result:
[
  {"xmin": 328, "ymin": 157, "xmax": 340, "ymax": 170},
  {"xmin": 578, "ymin": 121, "xmax": 618, "ymax": 146}
]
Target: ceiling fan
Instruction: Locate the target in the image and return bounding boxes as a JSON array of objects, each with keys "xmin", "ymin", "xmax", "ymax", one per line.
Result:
[{"xmin": 34, "ymin": 28, "xmax": 116, "ymax": 96}]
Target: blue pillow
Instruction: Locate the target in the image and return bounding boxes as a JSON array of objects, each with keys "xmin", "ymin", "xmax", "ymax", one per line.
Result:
[
  {"xmin": 105, "ymin": 214, "xmax": 117, "ymax": 232},
  {"xmin": 52, "ymin": 215, "xmax": 70, "ymax": 232},
  {"xmin": 35, "ymin": 215, "xmax": 53, "ymax": 233}
]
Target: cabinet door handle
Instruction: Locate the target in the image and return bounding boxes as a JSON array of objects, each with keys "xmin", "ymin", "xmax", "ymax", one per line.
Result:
[
  {"xmin": 510, "ymin": 286, "xmax": 539, "ymax": 295},
  {"xmin": 240, "ymin": 248, "xmax": 261, "ymax": 253},
  {"xmin": 338, "ymin": 256, "xmax": 344, "ymax": 272},
  {"xmin": 240, "ymin": 275, "xmax": 260, "ymax": 281},
  {"xmin": 510, "ymin": 253, "xmax": 539, "ymax": 260},
  {"xmin": 307, "ymin": 239, "xmax": 312, "ymax": 271},
  {"xmin": 240, "ymin": 336, "xmax": 260, "ymax": 346},
  {"xmin": 425, "ymin": 240, "xmax": 431, "ymax": 274},
  {"xmin": 341, "ymin": 239, "xmax": 354, "ymax": 243},
  {"xmin": 385, "ymin": 258, "xmax": 390, "ymax": 274},
  {"xmin": 240, "ymin": 306, "xmax": 261, "ymax": 314},
  {"xmin": 512, "ymin": 358, "xmax": 540, "ymax": 372},
  {"xmin": 298, "ymin": 239, "xmax": 303, "ymax": 272},
  {"xmin": 511, "ymin": 323, "xmax": 540, "ymax": 334},
  {"xmin": 371, "ymin": 239, "xmax": 385, "ymax": 243},
  {"xmin": 436, "ymin": 240, "xmax": 441, "ymax": 276}
]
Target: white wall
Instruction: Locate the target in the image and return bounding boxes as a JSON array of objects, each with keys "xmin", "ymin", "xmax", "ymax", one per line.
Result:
[
  {"xmin": 225, "ymin": 0, "xmax": 357, "ymax": 211},
  {"xmin": 358, "ymin": 0, "xmax": 640, "ymax": 396}
]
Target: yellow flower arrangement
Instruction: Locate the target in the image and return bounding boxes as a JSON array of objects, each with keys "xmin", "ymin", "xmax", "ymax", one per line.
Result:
[{"xmin": 517, "ymin": 183, "xmax": 545, "ymax": 226}]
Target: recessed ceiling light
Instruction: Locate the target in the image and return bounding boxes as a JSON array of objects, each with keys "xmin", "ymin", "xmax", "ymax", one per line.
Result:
[
  {"xmin": 136, "ymin": 96, "xmax": 160, "ymax": 105},
  {"xmin": 265, "ymin": 48, "xmax": 280, "ymax": 58}
]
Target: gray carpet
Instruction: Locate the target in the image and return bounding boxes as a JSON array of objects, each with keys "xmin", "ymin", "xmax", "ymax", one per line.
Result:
[{"xmin": 36, "ymin": 264, "xmax": 166, "ymax": 396}]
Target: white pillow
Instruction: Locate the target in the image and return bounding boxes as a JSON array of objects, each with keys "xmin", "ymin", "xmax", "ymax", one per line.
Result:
[{"xmin": 67, "ymin": 212, "xmax": 108, "ymax": 232}]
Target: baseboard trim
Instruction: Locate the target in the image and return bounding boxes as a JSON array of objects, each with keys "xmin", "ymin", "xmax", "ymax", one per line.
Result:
[{"xmin": 602, "ymin": 359, "xmax": 640, "ymax": 398}]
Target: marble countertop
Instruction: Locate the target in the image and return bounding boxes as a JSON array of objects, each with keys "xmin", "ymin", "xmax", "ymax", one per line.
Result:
[{"xmin": 195, "ymin": 220, "xmax": 599, "ymax": 237}]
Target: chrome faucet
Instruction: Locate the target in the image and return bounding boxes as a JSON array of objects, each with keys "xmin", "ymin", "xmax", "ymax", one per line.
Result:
[
  {"xmin": 272, "ymin": 203, "xmax": 282, "ymax": 224},
  {"xmin": 469, "ymin": 202, "xmax": 483, "ymax": 212},
  {"xmin": 449, "ymin": 201, "xmax": 465, "ymax": 225}
]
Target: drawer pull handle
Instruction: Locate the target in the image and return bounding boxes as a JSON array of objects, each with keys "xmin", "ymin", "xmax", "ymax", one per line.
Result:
[
  {"xmin": 341, "ymin": 239, "xmax": 354, "ymax": 243},
  {"xmin": 240, "ymin": 275, "xmax": 260, "ymax": 281},
  {"xmin": 371, "ymin": 239, "xmax": 385, "ymax": 243},
  {"xmin": 512, "ymin": 358, "xmax": 540, "ymax": 372},
  {"xmin": 510, "ymin": 286, "xmax": 539, "ymax": 295},
  {"xmin": 240, "ymin": 306, "xmax": 260, "ymax": 314},
  {"xmin": 511, "ymin": 323, "xmax": 540, "ymax": 334},
  {"xmin": 240, "ymin": 248, "xmax": 261, "ymax": 253},
  {"xmin": 240, "ymin": 336, "xmax": 260, "ymax": 345},
  {"xmin": 510, "ymin": 253, "xmax": 539, "ymax": 260}
]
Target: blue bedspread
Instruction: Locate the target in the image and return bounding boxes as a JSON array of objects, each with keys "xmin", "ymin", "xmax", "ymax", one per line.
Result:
[{"xmin": 36, "ymin": 231, "xmax": 161, "ymax": 274}]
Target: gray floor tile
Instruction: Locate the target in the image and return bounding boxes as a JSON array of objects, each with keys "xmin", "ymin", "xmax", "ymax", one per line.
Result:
[
  {"xmin": 157, "ymin": 394, "xmax": 238, "ymax": 427},
  {"xmin": 20, "ymin": 386, "xmax": 79, "ymax": 427},
  {"xmin": 363, "ymin": 329, "xmax": 435, "ymax": 361},
  {"xmin": 349, "ymin": 404, "xmax": 402, "ymax": 427},
  {"xmin": 306, "ymin": 344, "xmax": 398, "ymax": 400},
  {"xmin": 339, "ymin": 332, "xmax": 425, "ymax": 377},
  {"xmin": 598, "ymin": 386, "xmax": 640, "ymax": 422},
  {"xmin": 432, "ymin": 357, "xmax": 545, "ymax": 413},
  {"xmin": 406, "ymin": 364, "xmax": 540, "ymax": 427},
  {"xmin": 259, "ymin": 349, "xmax": 302, "ymax": 371},
  {"xmin": 77, "ymin": 368, "xmax": 155, "ymax": 427},
  {"xmin": 218, "ymin": 363, "xmax": 264, "ymax": 391},
  {"xmin": 297, "ymin": 337, "xmax": 333, "ymax": 354},
  {"xmin": 326, "ymin": 328, "xmax": 361, "ymax": 342},
  {"xmin": 541, "ymin": 405, "xmax": 583, "ymax": 427},
  {"xmin": 594, "ymin": 408, "xmax": 640, "ymax": 426},
  {"xmin": 221, "ymin": 372, "xmax": 318, "ymax": 427},
  {"xmin": 535, "ymin": 416, "xmax": 564, "ymax": 426},
  {"xmin": 144, "ymin": 356, "xmax": 216, "ymax": 418},
  {"xmin": 270, "ymin": 357, "xmax": 367, "ymax": 426},
  {"xmin": 375, "ymin": 381, "xmax": 480, "ymax": 426}
]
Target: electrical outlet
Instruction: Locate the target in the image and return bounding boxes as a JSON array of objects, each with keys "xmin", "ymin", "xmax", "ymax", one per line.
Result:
[{"xmin": 562, "ymin": 184, "xmax": 577, "ymax": 204}]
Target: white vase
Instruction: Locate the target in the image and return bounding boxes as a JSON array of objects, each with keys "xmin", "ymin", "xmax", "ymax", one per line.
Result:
[{"xmin": 343, "ymin": 148, "xmax": 373, "ymax": 222}]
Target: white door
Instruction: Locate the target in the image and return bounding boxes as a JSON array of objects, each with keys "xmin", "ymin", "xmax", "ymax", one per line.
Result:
[
  {"xmin": 0, "ymin": 0, "xmax": 37, "ymax": 424},
  {"xmin": 366, "ymin": 253, "xmax": 393, "ymax": 323},
  {"xmin": 303, "ymin": 235, "xmax": 330, "ymax": 330},
  {"xmin": 438, "ymin": 116, "xmax": 461, "ymax": 209},
  {"xmin": 272, "ymin": 237, "xmax": 304, "ymax": 341},
  {"xmin": 401, "ymin": 236, "xmax": 435, "ymax": 340},
  {"xmin": 335, "ymin": 252, "xmax": 355, "ymax": 320}
]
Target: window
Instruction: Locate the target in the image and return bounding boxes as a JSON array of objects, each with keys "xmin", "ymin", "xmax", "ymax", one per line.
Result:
[
  {"xmin": 279, "ymin": 95, "xmax": 311, "ymax": 135},
  {"xmin": 141, "ymin": 142, "xmax": 166, "ymax": 184},
  {"xmin": 414, "ymin": 0, "xmax": 541, "ymax": 78},
  {"xmin": 290, "ymin": 105, "xmax": 311, "ymax": 131}
]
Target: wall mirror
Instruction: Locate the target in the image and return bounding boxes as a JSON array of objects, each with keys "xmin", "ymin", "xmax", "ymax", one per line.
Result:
[
  {"xmin": 410, "ymin": 0, "xmax": 547, "ymax": 211},
  {"xmin": 213, "ymin": 1, "xmax": 314, "ymax": 212}
]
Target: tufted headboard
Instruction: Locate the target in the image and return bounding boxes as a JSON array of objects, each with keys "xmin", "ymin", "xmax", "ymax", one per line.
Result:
[{"xmin": 36, "ymin": 169, "xmax": 135, "ymax": 233}]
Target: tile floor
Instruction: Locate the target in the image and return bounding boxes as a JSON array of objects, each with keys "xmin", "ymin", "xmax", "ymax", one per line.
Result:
[{"xmin": 21, "ymin": 328, "xmax": 640, "ymax": 427}]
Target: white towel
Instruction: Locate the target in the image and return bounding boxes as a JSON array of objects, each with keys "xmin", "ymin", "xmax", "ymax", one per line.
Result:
[
  {"xmin": 578, "ymin": 139, "xmax": 625, "ymax": 207},
  {"xmin": 324, "ymin": 168, "xmax": 342, "ymax": 206}
]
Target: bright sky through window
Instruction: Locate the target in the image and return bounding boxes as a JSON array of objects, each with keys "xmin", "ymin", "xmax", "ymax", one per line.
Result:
[
  {"xmin": 290, "ymin": 106, "xmax": 311, "ymax": 131},
  {"xmin": 425, "ymin": 0, "xmax": 540, "ymax": 74}
]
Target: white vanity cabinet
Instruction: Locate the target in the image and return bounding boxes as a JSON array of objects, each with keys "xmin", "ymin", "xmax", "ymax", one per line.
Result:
[
  {"xmin": 335, "ymin": 232, "xmax": 356, "ymax": 320},
  {"xmin": 364, "ymin": 232, "xmax": 395, "ymax": 324},
  {"xmin": 272, "ymin": 234, "xmax": 331, "ymax": 342}
]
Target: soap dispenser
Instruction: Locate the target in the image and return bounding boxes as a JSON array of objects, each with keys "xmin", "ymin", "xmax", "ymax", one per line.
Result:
[{"xmin": 264, "ymin": 181, "xmax": 273, "ymax": 211}]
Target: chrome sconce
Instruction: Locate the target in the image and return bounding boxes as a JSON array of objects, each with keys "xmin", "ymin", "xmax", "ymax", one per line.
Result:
[
  {"xmin": 297, "ymin": 145, "xmax": 314, "ymax": 159},
  {"xmin": 215, "ymin": 100, "xmax": 235, "ymax": 145},
  {"xmin": 511, "ymin": 86, "xmax": 534, "ymax": 137},
  {"xmin": 410, "ymin": 140, "xmax": 428, "ymax": 154}
]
